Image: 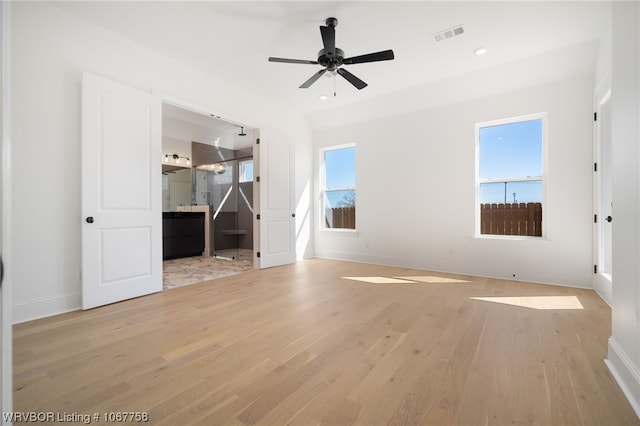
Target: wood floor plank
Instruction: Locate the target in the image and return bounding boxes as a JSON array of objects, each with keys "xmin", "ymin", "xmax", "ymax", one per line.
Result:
[
  {"xmin": 13, "ymin": 259, "xmax": 639, "ymax": 425},
  {"xmin": 285, "ymin": 361, "xmax": 374, "ymax": 425}
]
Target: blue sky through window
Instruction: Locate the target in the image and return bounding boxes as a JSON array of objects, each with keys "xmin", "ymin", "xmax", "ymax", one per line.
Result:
[
  {"xmin": 480, "ymin": 181, "xmax": 542, "ymax": 204},
  {"xmin": 479, "ymin": 119, "xmax": 543, "ymax": 204},
  {"xmin": 325, "ymin": 146, "xmax": 355, "ymax": 188},
  {"xmin": 324, "ymin": 146, "xmax": 355, "ymax": 207}
]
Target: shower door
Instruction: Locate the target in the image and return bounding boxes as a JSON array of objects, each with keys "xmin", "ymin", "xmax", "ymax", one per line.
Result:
[
  {"xmin": 211, "ymin": 160, "xmax": 240, "ymax": 260},
  {"xmin": 196, "ymin": 158, "xmax": 253, "ymax": 262}
]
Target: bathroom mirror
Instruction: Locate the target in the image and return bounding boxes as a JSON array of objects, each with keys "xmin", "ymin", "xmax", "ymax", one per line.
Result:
[{"xmin": 162, "ymin": 166, "xmax": 192, "ymax": 212}]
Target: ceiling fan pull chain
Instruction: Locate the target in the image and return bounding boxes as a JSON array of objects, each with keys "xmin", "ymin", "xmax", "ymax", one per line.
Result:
[{"xmin": 334, "ymin": 73, "xmax": 337, "ymax": 97}]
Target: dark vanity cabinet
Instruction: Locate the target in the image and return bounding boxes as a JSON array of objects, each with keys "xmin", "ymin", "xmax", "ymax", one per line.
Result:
[{"xmin": 162, "ymin": 212, "xmax": 205, "ymax": 260}]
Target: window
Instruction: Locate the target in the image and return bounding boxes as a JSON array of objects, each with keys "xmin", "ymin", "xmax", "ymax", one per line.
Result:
[
  {"xmin": 321, "ymin": 144, "xmax": 356, "ymax": 229},
  {"xmin": 476, "ymin": 113, "xmax": 546, "ymax": 237},
  {"xmin": 239, "ymin": 159, "xmax": 253, "ymax": 183}
]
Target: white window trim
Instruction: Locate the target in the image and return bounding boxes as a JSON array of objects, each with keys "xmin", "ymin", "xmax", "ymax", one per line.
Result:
[
  {"xmin": 320, "ymin": 143, "xmax": 357, "ymax": 232},
  {"xmin": 474, "ymin": 112, "xmax": 548, "ymax": 239}
]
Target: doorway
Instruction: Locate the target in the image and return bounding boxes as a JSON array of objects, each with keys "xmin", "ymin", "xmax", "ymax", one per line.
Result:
[
  {"xmin": 161, "ymin": 102, "xmax": 255, "ymax": 289},
  {"xmin": 594, "ymin": 85, "xmax": 612, "ymax": 304},
  {"xmin": 80, "ymin": 75, "xmax": 294, "ymax": 307}
]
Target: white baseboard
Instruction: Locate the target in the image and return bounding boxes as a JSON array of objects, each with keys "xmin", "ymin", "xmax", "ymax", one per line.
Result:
[
  {"xmin": 312, "ymin": 250, "xmax": 592, "ymax": 289},
  {"xmin": 594, "ymin": 275, "xmax": 613, "ymax": 307},
  {"xmin": 606, "ymin": 337, "xmax": 640, "ymax": 419},
  {"xmin": 13, "ymin": 292, "xmax": 81, "ymax": 324}
]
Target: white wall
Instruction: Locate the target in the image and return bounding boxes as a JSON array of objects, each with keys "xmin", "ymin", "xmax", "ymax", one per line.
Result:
[
  {"xmin": 606, "ymin": 1, "xmax": 640, "ymax": 418},
  {"xmin": 307, "ymin": 41, "xmax": 599, "ymax": 131},
  {"xmin": 594, "ymin": 9, "xmax": 612, "ymax": 91},
  {"xmin": 162, "ymin": 115, "xmax": 193, "ymax": 163},
  {"xmin": 10, "ymin": 2, "xmax": 313, "ymax": 322},
  {"xmin": 314, "ymin": 73, "xmax": 594, "ymax": 288},
  {"xmin": 162, "ymin": 136, "xmax": 191, "ymax": 163}
]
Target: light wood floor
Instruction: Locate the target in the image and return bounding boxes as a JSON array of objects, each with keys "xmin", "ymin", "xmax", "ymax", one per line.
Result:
[{"xmin": 14, "ymin": 259, "xmax": 639, "ymax": 425}]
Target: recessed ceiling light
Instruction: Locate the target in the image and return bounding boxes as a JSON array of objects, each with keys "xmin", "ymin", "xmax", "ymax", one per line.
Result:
[
  {"xmin": 319, "ymin": 95, "xmax": 328, "ymax": 100},
  {"xmin": 475, "ymin": 47, "xmax": 488, "ymax": 56}
]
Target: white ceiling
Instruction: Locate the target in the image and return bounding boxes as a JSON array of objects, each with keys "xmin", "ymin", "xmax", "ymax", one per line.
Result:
[{"xmin": 55, "ymin": 1, "xmax": 610, "ymax": 118}]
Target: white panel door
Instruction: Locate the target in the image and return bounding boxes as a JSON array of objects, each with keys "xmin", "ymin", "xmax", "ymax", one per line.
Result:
[
  {"xmin": 0, "ymin": 0, "xmax": 11, "ymax": 417},
  {"xmin": 82, "ymin": 72, "xmax": 162, "ymax": 309},
  {"xmin": 594, "ymin": 88, "xmax": 613, "ymax": 304},
  {"xmin": 258, "ymin": 129, "xmax": 295, "ymax": 268}
]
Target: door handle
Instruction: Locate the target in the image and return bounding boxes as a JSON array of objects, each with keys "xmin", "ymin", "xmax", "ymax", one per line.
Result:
[
  {"xmin": 606, "ymin": 216, "xmax": 613, "ymax": 223},
  {"xmin": 86, "ymin": 216, "xmax": 95, "ymax": 224}
]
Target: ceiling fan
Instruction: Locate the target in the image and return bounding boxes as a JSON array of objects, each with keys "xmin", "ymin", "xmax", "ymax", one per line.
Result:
[{"xmin": 268, "ymin": 17, "xmax": 395, "ymax": 90}]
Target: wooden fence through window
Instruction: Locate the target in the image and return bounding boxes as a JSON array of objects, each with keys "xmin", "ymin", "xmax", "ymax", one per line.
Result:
[
  {"xmin": 325, "ymin": 207, "xmax": 356, "ymax": 229},
  {"xmin": 480, "ymin": 202, "xmax": 542, "ymax": 236}
]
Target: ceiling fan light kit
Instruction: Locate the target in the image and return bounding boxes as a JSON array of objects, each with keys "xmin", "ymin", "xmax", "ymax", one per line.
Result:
[{"xmin": 268, "ymin": 17, "xmax": 395, "ymax": 91}]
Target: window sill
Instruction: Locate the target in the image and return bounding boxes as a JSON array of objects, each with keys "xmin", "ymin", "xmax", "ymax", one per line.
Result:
[
  {"xmin": 320, "ymin": 228, "xmax": 359, "ymax": 236},
  {"xmin": 473, "ymin": 234, "xmax": 551, "ymax": 242}
]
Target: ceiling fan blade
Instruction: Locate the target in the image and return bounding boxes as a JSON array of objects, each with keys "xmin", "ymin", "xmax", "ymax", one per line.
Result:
[
  {"xmin": 320, "ymin": 25, "xmax": 336, "ymax": 55},
  {"xmin": 299, "ymin": 69, "xmax": 327, "ymax": 88},
  {"xmin": 268, "ymin": 57, "xmax": 319, "ymax": 65},
  {"xmin": 337, "ymin": 68, "xmax": 367, "ymax": 90},
  {"xmin": 343, "ymin": 49, "xmax": 395, "ymax": 65}
]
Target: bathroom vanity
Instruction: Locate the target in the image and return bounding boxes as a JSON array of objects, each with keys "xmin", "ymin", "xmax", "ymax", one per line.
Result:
[{"xmin": 162, "ymin": 211, "xmax": 205, "ymax": 260}]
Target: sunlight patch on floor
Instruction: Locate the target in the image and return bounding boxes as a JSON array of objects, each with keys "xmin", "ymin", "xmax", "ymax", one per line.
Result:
[
  {"xmin": 342, "ymin": 275, "xmax": 472, "ymax": 284},
  {"xmin": 471, "ymin": 295, "xmax": 584, "ymax": 310},
  {"xmin": 395, "ymin": 276, "xmax": 471, "ymax": 283},
  {"xmin": 342, "ymin": 276, "xmax": 417, "ymax": 284}
]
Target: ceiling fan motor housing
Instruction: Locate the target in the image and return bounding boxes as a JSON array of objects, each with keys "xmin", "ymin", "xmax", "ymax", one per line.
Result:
[{"xmin": 318, "ymin": 47, "xmax": 344, "ymax": 70}]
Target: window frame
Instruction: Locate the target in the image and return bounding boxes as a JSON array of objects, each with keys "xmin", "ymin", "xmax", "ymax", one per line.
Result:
[
  {"xmin": 474, "ymin": 112, "xmax": 548, "ymax": 239},
  {"xmin": 238, "ymin": 159, "xmax": 253, "ymax": 183},
  {"xmin": 320, "ymin": 143, "xmax": 357, "ymax": 232}
]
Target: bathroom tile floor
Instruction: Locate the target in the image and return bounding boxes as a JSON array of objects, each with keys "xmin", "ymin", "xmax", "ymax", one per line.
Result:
[{"xmin": 163, "ymin": 250, "xmax": 254, "ymax": 290}]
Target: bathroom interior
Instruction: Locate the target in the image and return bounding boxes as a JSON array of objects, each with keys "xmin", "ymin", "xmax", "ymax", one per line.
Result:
[{"xmin": 161, "ymin": 103, "xmax": 255, "ymax": 289}]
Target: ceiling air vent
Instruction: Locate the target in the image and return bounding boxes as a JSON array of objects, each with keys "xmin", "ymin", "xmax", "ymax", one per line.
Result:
[{"xmin": 432, "ymin": 25, "xmax": 464, "ymax": 42}]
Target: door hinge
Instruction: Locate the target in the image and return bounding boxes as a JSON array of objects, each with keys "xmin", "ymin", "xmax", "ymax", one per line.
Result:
[
  {"xmin": 256, "ymin": 214, "xmax": 260, "ymax": 220},
  {"xmin": 594, "ymin": 112, "xmax": 597, "ymax": 121},
  {"xmin": 257, "ymin": 251, "xmax": 261, "ymax": 258},
  {"xmin": 256, "ymin": 176, "xmax": 260, "ymax": 183},
  {"xmin": 594, "ymin": 163, "xmax": 598, "ymax": 172},
  {"xmin": 594, "ymin": 264, "xmax": 598, "ymax": 274},
  {"xmin": 594, "ymin": 214, "xmax": 597, "ymax": 223},
  {"xmin": 256, "ymin": 138, "xmax": 260, "ymax": 145}
]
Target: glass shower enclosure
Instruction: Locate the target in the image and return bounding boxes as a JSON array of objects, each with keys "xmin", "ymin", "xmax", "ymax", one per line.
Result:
[{"xmin": 193, "ymin": 142, "xmax": 254, "ymax": 263}]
